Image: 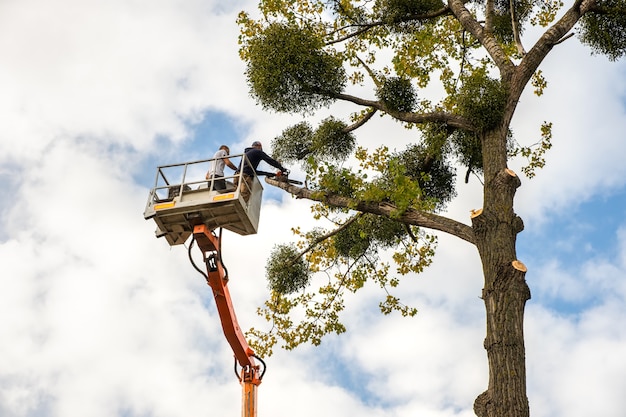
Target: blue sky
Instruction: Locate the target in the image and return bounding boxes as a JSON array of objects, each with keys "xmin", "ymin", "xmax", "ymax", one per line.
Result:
[
  {"xmin": 1, "ymin": 1, "xmax": 626, "ymax": 417},
  {"xmin": 518, "ymin": 184, "xmax": 626, "ymax": 314},
  {"xmin": 520, "ymin": 186, "xmax": 626, "ymax": 260}
]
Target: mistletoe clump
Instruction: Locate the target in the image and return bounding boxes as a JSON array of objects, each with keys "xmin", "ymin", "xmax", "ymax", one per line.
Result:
[
  {"xmin": 245, "ymin": 23, "xmax": 346, "ymax": 113},
  {"xmin": 266, "ymin": 244, "xmax": 311, "ymax": 294},
  {"xmin": 377, "ymin": 76, "xmax": 418, "ymax": 113},
  {"xmin": 456, "ymin": 69, "xmax": 508, "ymax": 132},
  {"xmin": 272, "ymin": 117, "xmax": 356, "ymax": 164},
  {"xmin": 578, "ymin": 0, "xmax": 626, "ymax": 61}
]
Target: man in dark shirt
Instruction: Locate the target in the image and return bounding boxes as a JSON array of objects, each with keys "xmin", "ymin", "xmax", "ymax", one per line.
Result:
[
  {"xmin": 241, "ymin": 141, "xmax": 287, "ymax": 175},
  {"xmin": 239, "ymin": 141, "xmax": 288, "ymax": 200}
]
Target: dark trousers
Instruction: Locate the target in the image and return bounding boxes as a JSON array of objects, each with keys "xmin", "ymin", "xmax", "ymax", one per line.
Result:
[{"xmin": 208, "ymin": 175, "xmax": 226, "ymax": 190}]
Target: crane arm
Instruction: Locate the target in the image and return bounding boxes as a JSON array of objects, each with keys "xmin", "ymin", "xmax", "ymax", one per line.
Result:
[{"xmin": 192, "ymin": 224, "xmax": 265, "ymax": 390}]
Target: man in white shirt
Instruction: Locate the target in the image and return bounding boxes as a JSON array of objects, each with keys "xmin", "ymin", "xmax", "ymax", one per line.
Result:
[{"xmin": 206, "ymin": 145, "xmax": 238, "ymax": 190}]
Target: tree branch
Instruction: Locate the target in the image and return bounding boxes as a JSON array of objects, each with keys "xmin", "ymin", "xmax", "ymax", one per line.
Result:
[
  {"xmin": 327, "ymin": 24, "xmax": 376, "ymax": 45},
  {"xmin": 396, "ymin": 110, "xmax": 475, "ymax": 130},
  {"xmin": 291, "ymin": 214, "xmax": 364, "ymax": 264},
  {"xmin": 331, "ymin": 91, "xmax": 475, "ymax": 131},
  {"xmin": 265, "ymin": 178, "xmax": 476, "ymax": 245},
  {"xmin": 513, "ymin": 0, "xmax": 592, "ymax": 102},
  {"xmin": 355, "ymin": 55, "xmax": 382, "ymax": 88},
  {"xmin": 344, "ymin": 108, "xmax": 377, "ymax": 132},
  {"xmin": 509, "ymin": 0, "xmax": 526, "ymax": 55},
  {"xmin": 325, "ymin": 7, "xmax": 453, "ymax": 46},
  {"xmin": 447, "ymin": 0, "xmax": 515, "ymax": 75}
]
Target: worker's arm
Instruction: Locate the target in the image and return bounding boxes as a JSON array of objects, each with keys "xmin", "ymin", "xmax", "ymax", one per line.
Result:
[
  {"xmin": 224, "ymin": 157, "xmax": 238, "ymax": 171},
  {"xmin": 262, "ymin": 153, "xmax": 287, "ymax": 173}
]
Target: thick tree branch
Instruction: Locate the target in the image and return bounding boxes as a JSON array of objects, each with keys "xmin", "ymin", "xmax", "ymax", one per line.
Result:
[
  {"xmin": 509, "ymin": 0, "xmax": 526, "ymax": 55},
  {"xmin": 395, "ymin": 110, "xmax": 475, "ymax": 130},
  {"xmin": 514, "ymin": 0, "xmax": 594, "ymax": 98},
  {"xmin": 265, "ymin": 177, "xmax": 476, "ymax": 245},
  {"xmin": 332, "ymin": 92, "xmax": 475, "ymax": 131},
  {"xmin": 447, "ymin": 0, "xmax": 516, "ymax": 75}
]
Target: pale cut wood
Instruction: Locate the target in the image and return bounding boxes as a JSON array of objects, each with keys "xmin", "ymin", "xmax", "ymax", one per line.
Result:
[
  {"xmin": 470, "ymin": 208, "xmax": 483, "ymax": 218},
  {"xmin": 512, "ymin": 260, "xmax": 527, "ymax": 272}
]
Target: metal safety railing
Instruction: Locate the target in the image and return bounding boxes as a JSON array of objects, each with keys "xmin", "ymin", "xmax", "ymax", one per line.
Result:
[
  {"xmin": 146, "ymin": 153, "xmax": 255, "ymax": 204},
  {"xmin": 144, "ymin": 153, "xmax": 265, "ymax": 243}
]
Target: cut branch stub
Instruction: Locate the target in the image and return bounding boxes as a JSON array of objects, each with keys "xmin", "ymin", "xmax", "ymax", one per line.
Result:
[
  {"xmin": 496, "ymin": 168, "xmax": 522, "ymax": 189},
  {"xmin": 512, "ymin": 260, "xmax": 527, "ymax": 272},
  {"xmin": 470, "ymin": 208, "xmax": 483, "ymax": 218}
]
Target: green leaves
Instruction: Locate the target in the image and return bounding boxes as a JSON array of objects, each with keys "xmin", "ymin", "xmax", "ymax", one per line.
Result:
[
  {"xmin": 245, "ymin": 23, "xmax": 347, "ymax": 113},
  {"xmin": 314, "ymin": 117, "xmax": 357, "ymax": 159},
  {"xmin": 271, "ymin": 122, "xmax": 314, "ymax": 161},
  {"xmin": 247, "ymin": 144, "xmax": 445, "ymax": 355},
  {"xmin": 376, "ymin": 0, "xmax": 446, "ymax": 23},
  {"xmin": 248, "ymin": 217, "xmax": 435, "ymax": 355},
  {"xmin": 510, "ymin": 121, "xmax": 553, "ymax": 178},
  {"xmin": 376, "ymin": 76, "xmax": 418, "ymax": 112},
  {"xmin": 271, "ymin": 117, "xmax": 356, "ymax": 165},
  {"xmin": 456, "ymin": 68, "xmax": 508, "ymax": 132},
  {"xmin": 391, "ymin": 143, "xmax": 456, "ymax": 211},
  {"xmin": 579, "ymin": 0, "xmax": 626, "ymax": 61},
  {"xmin": 266, "ymin": 244, "xmax": 311, "ymax": 294},
  {"xmin": 332, "ymin": 214, "xmax": 407, "ymax": 258}
]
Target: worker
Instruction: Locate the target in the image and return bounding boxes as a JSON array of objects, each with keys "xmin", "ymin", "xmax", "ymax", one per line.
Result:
[
  {"xmin": 207, "ymin": 145, "xmax": 238, "ymax": 190},
  {"xmin": 239, "ymin": 141, "xmax": 288, "ymax": 200}
]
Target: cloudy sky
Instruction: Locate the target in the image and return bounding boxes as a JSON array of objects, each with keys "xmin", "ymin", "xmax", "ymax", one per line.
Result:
[{"xmin": 1, "ymin": 1, "xmax": 625, "ymax": 416}]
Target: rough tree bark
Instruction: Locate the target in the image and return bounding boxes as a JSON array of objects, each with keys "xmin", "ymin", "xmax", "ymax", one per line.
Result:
[{"xmin": 472, "ymin": 166, "xmax": 531, "ymax": 417}]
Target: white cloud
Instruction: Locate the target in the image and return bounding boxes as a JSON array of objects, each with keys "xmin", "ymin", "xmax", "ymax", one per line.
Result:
[
  {"xmin": 524, "ymin": 225, "xmax": 626, "ymax": 417},
  {"xmin": 510, "ymin": 42, "xmax": 626, "ymax": 227},
  {"xmin": 0, "ymin": 0, "xmax": 259, "ymax": 162}
]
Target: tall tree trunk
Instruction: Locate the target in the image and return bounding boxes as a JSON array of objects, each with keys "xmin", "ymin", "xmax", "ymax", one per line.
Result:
[{"xmin": 472, "ymin": 129, "xmax": 531, "ymax": 417}]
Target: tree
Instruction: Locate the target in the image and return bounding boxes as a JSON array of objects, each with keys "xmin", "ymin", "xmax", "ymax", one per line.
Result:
[{"xmin": 236, "ymin": 1, "xmax": 626, "ymax": 416}]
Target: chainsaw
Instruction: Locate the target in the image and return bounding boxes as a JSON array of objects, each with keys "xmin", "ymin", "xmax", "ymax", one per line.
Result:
[{"xmin": 257, "ymin": 170, "xmax": 303, "ymax": 185}]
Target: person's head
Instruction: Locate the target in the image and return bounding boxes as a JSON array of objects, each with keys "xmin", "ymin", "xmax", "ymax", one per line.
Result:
[
  {"xmin": 251, "ymin": 141, "xmax": 262, "ymax": 149},
  {"xmin": 219, "ymin": 145, "xmax": 230, "ymax": 154}
]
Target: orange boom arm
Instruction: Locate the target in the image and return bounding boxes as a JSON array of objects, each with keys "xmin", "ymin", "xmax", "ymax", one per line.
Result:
[{"xmin": 193, "ymin": 224, "xmax": 264, "ymax": 416}]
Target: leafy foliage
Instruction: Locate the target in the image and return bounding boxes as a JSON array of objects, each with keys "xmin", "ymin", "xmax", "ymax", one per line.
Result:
[
  {"xmin": 354, "ymin": 146, "xmax": 441, "ymax": 215},
  {"xmin": 248, "ymin": 217, "xmax": 436, "ymax": 356},
  {"xmin": 579, "ymin": 0, "xmax": 626, "ymax": 61},
  {"xmin": 313, "ymin": 117, "xmax": 357, "ymax": 160},
  {"xmin": 450, "ymin": 129, "xmax": 484, "ymax": 173},
  {"xmin": 271, "ymin": 117, "xmax": 356, "ymax": 164},
  {"xmin": 244, "ymin": 23, "xmax": 347, "ymax": 113},
  {"xmin": 531, "ymin": 69, "xmax": 548, "ymax": 96},
  {"xmin": 266, "ymin": 244, "xmax": 311, "ymax": 294},
  {"xmin": 333, "ymin": 214, "xmax": 407, "ymax": 258},
  {"xmin": 530, "ymin": 0, "xmax": 564, "ymax": 27},
  {"xmin": 375, "ymin": 0, "xmax": 447, "ymax": 32},
  {"xmin": 490, "ymin": 0, "xmax": 533, "ymax": 43},
  {"xmin": 456, "ymin": 68, "xmax": 508, "ymax": 132},
  {"xmin": 377, "ymin": 0, "xmax": 446, "ymax": 21},
  {"xmin": 376, "ymin": 76, "xmax": 418, "ymax": 112},
  {"xmin": 510, "ymin": 121, "xmax": 553, "ymax": 178},
  {"xmin": 271, "ymin": 122, "xmax": 313, "ymax": 161},
  {"xmin": 392, "ymin": 144, "xmax": 457, "ymax": 210}
]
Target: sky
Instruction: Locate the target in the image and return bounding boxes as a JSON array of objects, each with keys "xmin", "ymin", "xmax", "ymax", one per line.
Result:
[{"xmin": 1, "ymin": 1, "xmax": 625, "ymax": 417}]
